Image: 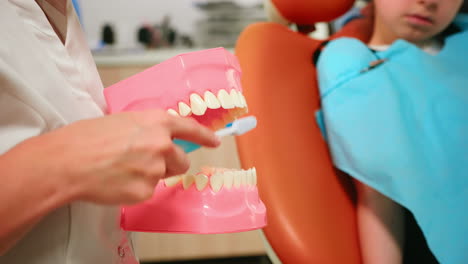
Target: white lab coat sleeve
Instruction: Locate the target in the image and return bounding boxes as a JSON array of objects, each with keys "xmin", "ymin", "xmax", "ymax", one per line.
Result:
[{"xmin": 0, "ymin": 59, "xmax": 48, "ymax": 154}]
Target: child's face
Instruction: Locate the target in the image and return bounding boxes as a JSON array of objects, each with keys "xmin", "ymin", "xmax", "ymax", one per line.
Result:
[{"xmin": 373, "ymin": 0, "xmax": 463, "ymax": 44}]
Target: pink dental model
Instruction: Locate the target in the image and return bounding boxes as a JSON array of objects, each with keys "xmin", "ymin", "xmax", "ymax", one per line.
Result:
[{"xmin": 104, "ymin": 47, "xmax": 266, "ymax": 234}]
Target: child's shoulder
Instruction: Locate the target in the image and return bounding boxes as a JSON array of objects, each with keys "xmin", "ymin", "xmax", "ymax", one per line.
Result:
[
  {"xmin": 319, "ymin": 37, "xmax": 372, "ymax": 63},
  {"xmin": 316, "ymin": 38, "xmax": 375, "ymax": 95}
]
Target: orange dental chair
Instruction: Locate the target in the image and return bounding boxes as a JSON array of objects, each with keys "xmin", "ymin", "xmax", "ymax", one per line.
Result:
[{"xmin": 234, "ymin": 1, "xmax": 372, "ymax": 263}]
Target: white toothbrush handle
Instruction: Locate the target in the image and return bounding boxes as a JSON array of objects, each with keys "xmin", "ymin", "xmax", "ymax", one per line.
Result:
[
  {"xmin": 215, "ymin": 116, "xmax": 257, "ymax": 138},
  {"xmin": 215, "ymin": 127, "xmax": 235, "ymax": 137}
]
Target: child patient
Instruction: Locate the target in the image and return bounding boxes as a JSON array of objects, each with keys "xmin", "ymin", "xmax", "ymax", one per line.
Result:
[{"xmin": 319, "ymin": 0, "xmax": 465, "ymax": 263}]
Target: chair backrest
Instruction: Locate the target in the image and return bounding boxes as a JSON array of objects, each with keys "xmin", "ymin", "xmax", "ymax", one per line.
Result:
[{"xmin": 235, "ymin": 1, "xmax": 373, "ymax": 263}]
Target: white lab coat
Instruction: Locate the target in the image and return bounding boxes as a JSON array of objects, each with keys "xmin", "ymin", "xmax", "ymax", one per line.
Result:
[{"xmin": 0, "ymin": 0, "xmax": 137, "ymax": 263}]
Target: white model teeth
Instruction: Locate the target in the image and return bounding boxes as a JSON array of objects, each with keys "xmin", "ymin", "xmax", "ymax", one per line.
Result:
[
  {"xmin": 217, "ymin": 89, "xmax": 235, "ymax": 109},
  {"xmin": 178, "ymin": 102, "xmax": 192, "ymax": 116},
  {"xmin": 163, "ymin": 168, "xmax": 257, "ymax": 191},
  {"xmin": 251, "ymin": 169, "xmax": 257, "ymax": 184},
  {"xmin": 194, "ymin": 174, "xmax": 209, "ymax": 191},
  {"xmin": 251, "ymin": 168, "xmax": 257, "ymax": 185},
  {"xmin": 164, "ymin": 175, "xmax": 182, "ymax": 187},
  {"xmin": 241, "ymin": 171, "xmax": 248, "ymax": 186},
  {"xmin": 230, "ymin": 89, "xmax": 243, "ymax": 108},
  {"xmin": 239, "ymin": 93, "xmax": 247, "ymax": 106},
  {"xmin": 167, "ymin": 108, "xmax": 179, "ymax": 116},
  {"xmin": 224, "ymin": 171, "xmax": 234, "ymax": 189},
  {"xmin": 182, "ymin": 174, "xmax": 195, "ymax": 189},
  {"xmin": 233, "ymin": 172, "xmax": 241, "ymax": 188},
  {"xmin": 171, "ymin": 90, "xmax": 247, "ymax": 117},
  {"xmin": 210, "ymin": 173, "xmax": 224, "ymax": 192},
  {"xmin": 204, "ymin": 91, "xmax": 221, "ymax": 109},
  {"xmin": 190, "ymin": 93, "xmax": 207, "ymax": 115}
]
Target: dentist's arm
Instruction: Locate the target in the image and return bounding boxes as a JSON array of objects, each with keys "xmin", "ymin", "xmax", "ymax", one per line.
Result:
[{"xmin": 0, "ymin": 110, "xmax": 220, "ymax": 255}]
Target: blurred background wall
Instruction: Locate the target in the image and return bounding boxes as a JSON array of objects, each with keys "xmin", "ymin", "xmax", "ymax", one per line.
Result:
[{"xmin": 77, "ymin": 0, "xmax": 265, "ymax": 51}]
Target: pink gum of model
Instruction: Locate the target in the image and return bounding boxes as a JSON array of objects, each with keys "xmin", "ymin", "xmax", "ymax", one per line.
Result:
[
  {"xmin": 104, "ymin": 47, "xmax": 267, "ymax": 234},
  {"xmin": 121, "ymin": 181, "xmax": 266, "ymax": 234},
  {"xmin": 104, "ymin": 47, "xmax": 242, "ymax": 126}
]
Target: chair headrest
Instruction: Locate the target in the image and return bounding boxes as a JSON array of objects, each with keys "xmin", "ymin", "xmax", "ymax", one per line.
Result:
[{"xmin": 271, "ymin": 0, "xmax": 355, "ymax": 25}]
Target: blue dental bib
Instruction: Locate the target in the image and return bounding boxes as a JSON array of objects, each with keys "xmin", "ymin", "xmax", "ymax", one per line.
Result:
[{"xmin": 317, "ymin": 15, "xmax": 468, "ymax": 264}]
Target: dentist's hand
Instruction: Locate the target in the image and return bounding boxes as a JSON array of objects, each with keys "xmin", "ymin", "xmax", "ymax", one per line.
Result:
[{"xmin": 30, "ymin": 110, "xmax": 220, "ymax": 205}]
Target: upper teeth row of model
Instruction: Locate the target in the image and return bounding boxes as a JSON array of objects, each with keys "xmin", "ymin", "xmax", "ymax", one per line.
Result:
[
  {"xmin": 167, "ymin": 89, "xmax": 247, "ymax": 117},
  {"xmin": 164, "ymin": 168, "xmax": 257, "ymax": 192}
]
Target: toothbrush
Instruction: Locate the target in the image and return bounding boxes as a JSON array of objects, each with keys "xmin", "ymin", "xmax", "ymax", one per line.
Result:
[{"xmin": 173, "ymin": 116, "xmax": 257, "ymax": 153}]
